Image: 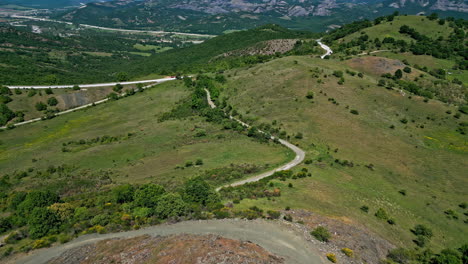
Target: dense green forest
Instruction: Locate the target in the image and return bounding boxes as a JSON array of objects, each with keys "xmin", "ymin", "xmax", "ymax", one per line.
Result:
[{"xmin": 0, "ymin": 24, "xmax": 317, "ymax": 85}]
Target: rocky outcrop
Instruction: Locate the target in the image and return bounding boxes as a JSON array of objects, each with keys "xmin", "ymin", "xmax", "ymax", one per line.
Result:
[
  {"xmin": 387, "ymin": 0, "xmax": 467, "ymax": 12},
  {"xmin": 168, "ymin": 0, "xmax": 340, "ymax": 17},
  {"xmin": 430, "ymin": 0, "xmax": 468, "ymax": 12}
]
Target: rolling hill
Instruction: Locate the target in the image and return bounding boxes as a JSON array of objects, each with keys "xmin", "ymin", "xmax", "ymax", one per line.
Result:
[{"xmin": 0, "ymin": 12, "xmax": 467, "ymax": 264}]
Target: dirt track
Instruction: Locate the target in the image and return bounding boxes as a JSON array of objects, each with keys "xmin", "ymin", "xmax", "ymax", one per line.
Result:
[{"xmin": 15, "ymin": 219, "xmax": 325, "ymax": 264}]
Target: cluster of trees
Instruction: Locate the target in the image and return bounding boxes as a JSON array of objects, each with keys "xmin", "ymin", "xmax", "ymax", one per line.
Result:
[
  {"xmin": 0, "ymin": 86, "xmax": 15, "ymax": 126},
  {"xmin": 0, "ymin": 176, "xmax": 222, "ymax": 253},
  {"xmin": 384, "ymin": 244, "xmax": 468, "ymax": 264}
]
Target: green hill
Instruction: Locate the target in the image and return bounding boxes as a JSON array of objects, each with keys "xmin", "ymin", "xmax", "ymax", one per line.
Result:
[{"xmin": 219, "ymin": 55, "xmax": 467, "ymax": 251}]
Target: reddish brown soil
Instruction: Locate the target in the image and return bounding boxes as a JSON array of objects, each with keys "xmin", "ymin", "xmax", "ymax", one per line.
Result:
[{"xmin": 48, "ymin": 234, "xmax": 284, "ymax": 264}]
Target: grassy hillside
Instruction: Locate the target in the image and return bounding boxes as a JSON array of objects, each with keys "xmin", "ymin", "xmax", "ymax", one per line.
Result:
[
  {"xmin": 219, "ymin": 55, "xmax": 467, "ymax": 250},
  {"xmin": 342, "ymin": 15, "xmax": 454, "ymax": 43},
  {"xmin": 0, "ymin": 24, "xmax": 316, "ymax": 85},
  {"xmin": 0, "ymin": 81, "xmax": 291, "ymax": 188},
  {"xmin": 126, "ymin": 24, "xmax": 318, "ymax": 77}
]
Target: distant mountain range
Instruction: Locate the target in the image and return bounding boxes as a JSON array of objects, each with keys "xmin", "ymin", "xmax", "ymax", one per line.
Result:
[
  {"xmin": 5, "ymin": 0, "xmax": 468, "ymax": 33},
  {"xmin": 1, "ymin": 0, "xmax": 113, "ymax": 9}
]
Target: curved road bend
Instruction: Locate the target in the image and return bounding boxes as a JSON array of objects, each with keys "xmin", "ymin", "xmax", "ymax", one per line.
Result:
[
  {"xmin": 205, "ymin": 89, "xmax": 306, "ymax": 191},
  {"xmin": 16, "ymin": 219, "xmax": 325, "ymax": 264},
  {"xmin": 316, "ymin": 39, "xmax": 333, "ymax": 59}
]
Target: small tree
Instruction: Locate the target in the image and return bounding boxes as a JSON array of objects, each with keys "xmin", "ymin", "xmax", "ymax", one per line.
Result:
[
  {"xmin": 133, "ymin": 184, "xmax": 166, "ymax": 208},
  {"xmin": 35, "ymin": 102, "xmax": 47, "ymax": 111},
  {"xmin": 311, "ymin": 226, "xmax": 331, "ymax": 242},
  {"xmin": 395, "ymin": 69, "xmax": 403, "ymax": 79},
  {"xmin": 403, "ymin": 66, "xmax": 412, "ymax": 73},
  {"xmin": 375, "ymin": 208, "xmax": 389, "ymax": 220},
  {"xmin": 154, "ymin": 193, "xmax": 187, "ymax": 219},
  {"xmin": 113, "ymin": 84, "xmax": 124, "ymax": 92},
  {"xmin": 116, "ymin": 72, "xmax": 129, "ymax": 82},
  {"xmin": 45, "ymin": 88, "xmax": 53, "ymax": 95},
  {"xmin": 113, "ymin": 184, "xmax": 134, "ymax": 204},
  {"xmin": 47, "ymin": 97, "xmax": 58, "ymax": 106},
  {"xmin": 72, "ymin": 85, "xmax": 81, "ymax": 91},
  {"xmin": 28, "ymin": 207, "xmax": 60, "ymax": 239},
  {"xmin": 306, "ymin": 91, "xmax": 315, "ymax": 99}
]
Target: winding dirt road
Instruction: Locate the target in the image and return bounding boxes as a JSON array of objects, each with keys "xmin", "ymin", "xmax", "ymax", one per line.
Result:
[
  {"xmin": 204, "ymin": 89, "xmax": 305, "ymax": 190},
  {"xmin": 15, "ymin": 220, "xmax": 324, "ymax": 264},
  {"xmin": 317, "ymin": 39, "xmax": 333, "ymax": 59}
]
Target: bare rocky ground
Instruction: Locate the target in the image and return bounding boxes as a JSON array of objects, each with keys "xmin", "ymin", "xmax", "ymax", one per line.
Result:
[
  {"xmin": 218, "ymin": 39, "xmax": 298, "ymax": 58},
  {"xmin": 48, "ymin": 234, "xmax": 284, "ymax": 264},
  {"xmin": 284, "ymin": 210, "xmax": 395, "ymax": 264}
]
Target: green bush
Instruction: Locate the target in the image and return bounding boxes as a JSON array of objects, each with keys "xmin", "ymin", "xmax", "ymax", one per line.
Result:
[
  {"xmin": 154, "ymin": 193, "xmax": 187, "ymax": 219},
  {"xmin": 267, "ymin": 210, "xmax": 281, "ymax": 219},
  {"xmin": 47, "ymin": 97, "xmax": 58, "ymax": 106},
  {"xmin": 35, "ymin": 102, "xmax": 47, "ymax": 111},
  {"xmin": 133, "ymin": 184, "xmax": 166, "ymax": 208},
  {"xmin": 375, "ymin": 208, "xmax": 389, "ymax": 220},
  {"xmin": 28, "ymin": 208, "xmax": 60, "ymax": 239},
  {"xmin": 311, "ymin": 226, "xmax": 331, "ymax": 242}
]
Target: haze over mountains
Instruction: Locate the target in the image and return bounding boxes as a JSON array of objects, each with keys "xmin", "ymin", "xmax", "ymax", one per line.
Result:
[{"xmin": 4, "ymin": 0, "xmax": 467, "ymax": 33}]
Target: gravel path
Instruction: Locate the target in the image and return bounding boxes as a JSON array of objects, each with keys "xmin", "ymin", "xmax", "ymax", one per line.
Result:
[
  {"xmin": 317, "ymin": 39, "xmax": 333, "ymax": 59},
  {"xmin": 203, "ymin": 89, "xmax": 306, "ymax": 190},
  {"xmin": 16, "ymin": 219, "xmax": 325, "ymax": 264}
]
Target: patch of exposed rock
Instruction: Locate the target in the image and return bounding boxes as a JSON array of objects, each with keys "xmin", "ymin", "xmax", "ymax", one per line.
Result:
[
  {"xmin": 47, "ymin": 234, "xmax": 284, "ymax": 264},
  {"xmin": 217, "ymin": 39, "xmax": 298, "ymax": 58},
  {"xmin": 284, "ymin": 210, "xmax": 395, "ymax": 264}
]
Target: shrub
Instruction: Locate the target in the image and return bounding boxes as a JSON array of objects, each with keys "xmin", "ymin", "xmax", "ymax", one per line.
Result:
[
  {"xmin": 267, "ymin": 210, "xmax": 281, "ymax": 219},
  {"xmin": 333, "ymin": 71, "xmax": 343, "ymax": 78},
  {"xmin": 327, "ymin": 253, "xmax": 337, "ymax": 263},
  {"xmin": 360, "ymin": 205, "xmax": 369, "ymax": 213},
  {"xmin": 311, "ymin": 226, "xmax": 331, "ymax": 242},
  {"xmin": 90, "ymin": 214, "xmax": 111, "ymax": 226},
  {"xmin": 35, "ymin": 102, "xmax": 47, "ymax": 111},
  {"xmin": 195, "ymin": 159, "xmax": 204, "ymax": 165},
  {"xmin": 134, "ymin": 184, "xmax": 166, "ymax": 208},
  {"xmin": 28, "ymin": 208, "xmax": 60, "ymax": 239},
  {"xmin": 342, "ymin": 248, "xmax": 354, "ymax": 257},
  {"xmin": 113, "ymin": 184, "xmax": 134, "ymax": 204},
  {"xmin": 350, "ymin": 109, "xmax": 359, "ymax": 115},
  {"xmin": 57, "ymin": 234, "xmax": 71, "ymax": 244},
  {"xmin": 0, "ymin": 217, "xmax": 12, "ymax": 234},
  {"xmin": 375, "ymin": 208, "xmax": 389, "ymax": 220},
  {"xmin": 412, "ymin": 224, "xmax": 433, "ymax": 238},
  {"xmin": 306, "ymin": 91, "xmax": 315, "ymax": 99},
  {"xmin": 107, "ymin": 92, "xmax": 119, "ymax": 100},
  {"xmin": 403, "ymin": 67, "xmax": 412, "ymax": 73},
  {"xmin": 47, "ymin": 97, "xmax": 58, "ymax": 106},
  {"xmin": 45, "ymin": 88, "xmax": 53, "ymax": 95},
  {"xmin": 182, "ymin": 177, "xmax": 220, "ymax": 206},
  {"xmin": 72, "ymin": 85, "xmax": 80, "ymax": 91},
  {"xmin": 32, "ymin": 239, "xmax": 51, "ymax": 249},
  {"xmin": 283, "ymin": 214, "xmax": 293, "ymax": 222},
  {"xmin": 154, "ymin": 193, "xmax": 187, "ymax": 219},
  {"xmin": 387, "ymin": 247, "xmax": 412, "ymax": 263}
]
